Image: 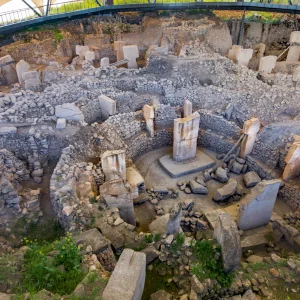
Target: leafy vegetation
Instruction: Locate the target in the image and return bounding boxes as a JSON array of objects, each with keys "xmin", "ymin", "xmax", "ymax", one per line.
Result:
[
  {"xmin": 170, "ymin": 232, "xmax": 185, "ymax": 254},
  {"xmin": 22, "ymin": 233, "xmax": 84, "ymax": 295},
  {"xmin": 53, "ymin": 29, "xmax": 64, "ymax": 43},
  {"xmin": 191, "ymin": 239, "xmax": 234, "ymax": 288},
  {"xmin": 246, "ymin": 11, "xmax": 281, "ymax": 24}
]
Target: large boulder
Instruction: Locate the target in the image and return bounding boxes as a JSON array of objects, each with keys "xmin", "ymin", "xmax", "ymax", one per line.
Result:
[
  {"xmin": 214, "ymin": 167, "xmax": 229, "ymax": 183},
  {"xmin": 214, "ymin": 212, "xmax": 241, "ymax": 272},
  {"xmin": 189, "ymin": 180, "xmax": 208, "ymax": 194},
  {"xmin": 149, "ymin": 204, "xmax": 182, "ymax": 236},
  {"xmin": 243, "ymin": 171, "xmax": 261, "ymax": 188},
  {"xmin": 74, "ymin": 228, "xmax": 110, "ymax": 254}
]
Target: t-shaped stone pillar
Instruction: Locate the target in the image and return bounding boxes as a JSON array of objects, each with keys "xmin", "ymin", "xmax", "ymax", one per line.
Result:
[
  {"xmin": 101, "ymin": 150, "xmax": 126, "ymax": 181},
  {"xmin": 173, "ymin": 112, "xmax": 200, "ymax": 162},
  {"xmin": 143, "ymin": 104, "xmax": 155, "ymax": 137},
  {"xmin": 240, "ymin": 117, "xmax": 260, "ymax": 159},
  {"xmin": 283, "ymin": 136, "xmax": 300, "ymax": 181},
  {"xmin": 114, "ymin": 41, "xmax": 125, "ymax": 61},
  {"xmin": 123, "ymin": 45, "xmax": 139, "ymax": 69},
  {"xmin": 258, "ymin": 56, "xmax": 277, "ymax": 73},
  {"xmin": 183, "ymin": 99, "xmax": 192, "ymax": 118}
]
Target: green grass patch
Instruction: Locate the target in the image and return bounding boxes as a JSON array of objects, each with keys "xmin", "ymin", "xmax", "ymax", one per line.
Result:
[
  {"xmin": 246, "ymin": 12, "xmax": 281, "ymax": 24},
  {"xmin": 22, "ymin": 233, "xmax": 85, "ymax": 295},
  {"xmin": 170, "ymin": 232, "xmax": 185, "ymax": 254},
  {"xmin": 191, "ymin": 239, "xmax": 234, "ymax": 288}
]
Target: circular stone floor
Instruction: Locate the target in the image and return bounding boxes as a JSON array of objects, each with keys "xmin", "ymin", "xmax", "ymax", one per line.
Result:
[{"xmin": 134, "ymin": 146, "xmax": 291, "ymax": 231}]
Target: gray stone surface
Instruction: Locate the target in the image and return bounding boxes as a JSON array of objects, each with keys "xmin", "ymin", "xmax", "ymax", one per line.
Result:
[
  {"xmin": 102, "ymin": 249, "xmax": 146, "ymax": 300},
  {"xmin": 238, "ymin": 179, "xmax": 281, "ymax": 231},
  {"xmin": 213, "ymin": 178, "xmax": 237, "ymax": 202},
  {"xmin": 75, "ymin": 228, "xmax": 110, "ymax": 254},
  {"xmin": 150, "ymin": 290, "xmax": 173, "ymax": 300},
  {"xmin": 159, "ymin": 149, "xmax": 215, "ymax": 178},
  {"xmin": 214, "ymin": 212, "xmax": 241, "ymax": 272},
  {"xmin": 55, "ymin": 103, "xmax": 84, "ymax": 121},
  {"xmin": 189, "ymin": 180, "xmax": 208, "ymax": 194},
  {"xmin": 149, "ymin": 208, "xmax": 182, "ymax": 236},
  {"xmin": 243, "ymin": 171, "xmax": 261, "ymax": 188}
]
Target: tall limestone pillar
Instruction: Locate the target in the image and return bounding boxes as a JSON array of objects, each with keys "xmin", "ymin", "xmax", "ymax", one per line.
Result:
[
  {"xmin": 143, "ymin": 105, "xmax": 155, "ymax": 137},
  {"xmin": 283, "ymin": 137, "xmax": 300, "ymax": 181},
  {"xmin": 240, "ymin": 117, "xmax": 260, "ymax": 159},
  {"xmin": 173, "ymin": 112, "xmax": 200, "ymax": 162}
]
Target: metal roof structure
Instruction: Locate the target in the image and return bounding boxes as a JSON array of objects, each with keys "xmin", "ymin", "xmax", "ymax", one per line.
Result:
[{"xmin": 0, "ymin": 0, "xmax": 300, "ymax": 34}]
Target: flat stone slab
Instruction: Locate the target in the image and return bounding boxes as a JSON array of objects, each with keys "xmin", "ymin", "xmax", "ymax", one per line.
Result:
[{"xmin": 159, "ymin": 149, "xmax": 215, "ymax": 178}]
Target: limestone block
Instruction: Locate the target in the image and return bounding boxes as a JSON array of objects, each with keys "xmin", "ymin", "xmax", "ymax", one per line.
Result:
[
  {"xmin": 101, "ymin": 150, "xmax": 126, "ymax": 181},
  {"xmin": 213, "ymin": 178, "xmax": 237, "ymax": 202},
  {"xmin": 114, "ymin": 41, "xmax": 125, "ymax": 61},
  {"xmin": 237, "ymin": 179, "xmax": 281, "ymax": 231},
  {"xmin": 0, "ymin": 126, "xmax": 17, "ymax": 135},
  {"xmin": 126, "ymin": 167, "xmax": 144, "ymax": 192},
  {"xmin": 16, "ymin": 60, "xmax": 30, "ymax": 85},
  {"xmin": 75, "ymin": 45, "xmax": 89, "ymax": 58},
  {"xmin": 183, "ymin": 99, "xmax": 192, "ymax": 118},
  {"xmin": 56, "ymin": 118, "xmax": 66, "ymax": 129},
  {"xmin": 0, "ymin": 55, "xmax": 18, "ymax": 84},
  {"xmin": 75, "ymin": 228, "xmax": 110, "ymax": 254},
  {"xmin": 100, "ymin": 57, "xmax": 110, "ymax": 67},
  {"xmin": 286, "ymin": 46, "xmax": 300, "ymax": 62},
  {"xmin": 23, "ymin": 71, "xmax": 41, "ymax": 90},
  {"xmin": 290, "ymin": 31, "xmax": 300, "ymax": 44},
  {"xmin": 214, "ymin": 212, "xmax": 241, "ymax": 272},
  {"xmin": 258, "ymin": 56, "xmax": 277, "ymax": 73},
  {"xmin": 240, "ymin": 117, "xmax": 260, "ymax": 159},
  {"xmin": 149, "ymin": 210, "xmax": 182, "ymax": 236},
  {"xmin": 283, "ymin": 141, "xmax": 300, "ymax": 181},
  {"xmin": 143, "ymin": 104, "xmax": 155, "ymax": 137},
  {"xmin": 55, "ymin": 103, "xmax": 84, "ymax": 122},
  {"xmin": 99, "ymin": 94, "xmax": 116, "ymax": 120},
  {"xmin": 293, "ymin": 66, "xmax": 300, "ymax": 81},
  {"xmin": 173, "ymin": 112, "xmax": 200, "ymax": 162},
  {"xmin": 85, "ymin": 51, "xmax": 95, "ymax": 61},
  {"xmin": 102, "ymin": 249, "xmax": 146, "ymax": 300},
  {"xmin": 123, "ymin": 45, "xmax": 139, "ymax": 69},
  {"xmin": 244, "ymin": 171, "xmax": 261, "ymax": 188},
  {"xmin": 236, "ymin": 49, "xmax": 253, "ymax": 67},
  {"xmin": 228, "ymin": 45, "xmax": 243, "ymax": 62},
  {"xmin": 100, "ymin": 178, "xmax": 135, "ymax": 225}
]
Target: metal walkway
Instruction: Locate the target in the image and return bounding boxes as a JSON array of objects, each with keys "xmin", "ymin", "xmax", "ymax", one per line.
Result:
[{"xmin": 1, "ymin": 0, "xmax": 300, "ymax": 34}]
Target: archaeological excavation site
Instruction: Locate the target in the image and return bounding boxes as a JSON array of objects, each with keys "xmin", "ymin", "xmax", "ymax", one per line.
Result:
[{"xmin": 2, "ymin": 3, "xmax": 300, "ymax": 299}]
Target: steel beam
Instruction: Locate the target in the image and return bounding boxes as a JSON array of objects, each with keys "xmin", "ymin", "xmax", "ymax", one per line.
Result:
[
  {"xmin": 295, "ymin": 13, "xmax": 299, "ymax": 31},
  {"xmin": 46, "ymin": 0, "xmax": 51, "ymax": 16},
  {"xmin": 237, "ymin": 10, "xmax": 246, "ymax": 45},
  {"xmin": 21, "ymin": 0, "xmax": 42, "ymax": 17}
]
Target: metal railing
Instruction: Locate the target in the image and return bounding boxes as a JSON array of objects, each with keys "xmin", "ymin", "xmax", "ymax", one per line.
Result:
[{"xmin": 0, "ymin": 0, "xmax": 298, "ymax": 29}]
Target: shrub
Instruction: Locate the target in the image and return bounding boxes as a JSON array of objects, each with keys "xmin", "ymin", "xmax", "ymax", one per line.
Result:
[
  {"xmin": 23, "ymin": 234, "xmax": 84, "ymax": 295},
  {"xmin": 191, "ymin": 239, "xmax": 234, "ymax": 288},
  {"xmin": 170, "ymin": 233, "xmax": 185, "ymax": 253},
  {"xmin": 145, "ymin": 234, "xmax": 154, "ymax": 244}
]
